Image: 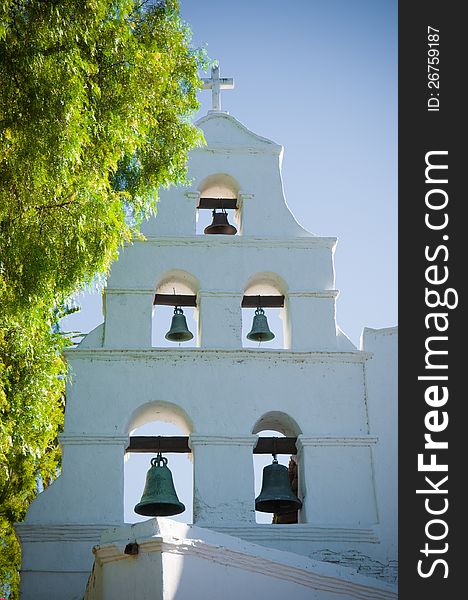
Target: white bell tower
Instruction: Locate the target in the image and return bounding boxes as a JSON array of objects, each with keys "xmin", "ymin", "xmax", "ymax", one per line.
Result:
[{"xmin": 17, "ymin": 65, "xmax": 397, "ymax": 600}]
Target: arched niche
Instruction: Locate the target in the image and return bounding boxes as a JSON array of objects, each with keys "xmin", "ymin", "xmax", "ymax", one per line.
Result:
[
  {"xmin": 152, "ymin": 270, "xmax": 200, "ymax": 347},
  {"xmin": 242, "ymin": 272, "xmax": 289, "ymax": 349},
  {"xmin": 252, "ymin": 411, "xmax": 302, "ymax": 438},
  {"xmin": 127, "ymin": 400, "xmax": 193, "ymax": 435},
  {"xmin": 252, "ymin": 411, "xmax": 302, "ymax": 524},
  {"xmin": 125, "ymin": 401, "xmax": 194, "ymax": 525},
  {"xmin": 196, "ymin": 173, "xmax": 241, "ymax": 235},
  {"xmin": 244, "ymin": 272, "xmax": 288, "ymax": 297},
  {"xmin": 156, "ymin": 269, "xmax": 200, "ymax": 296},
  {"xmin": 198, "ymin": 173, "xmax": 240, "ymax": 199}
]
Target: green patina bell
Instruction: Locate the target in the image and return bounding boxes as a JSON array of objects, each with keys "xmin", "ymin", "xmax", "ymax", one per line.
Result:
[
  {"xmin": 247, "ymin": 307, "xmax": 275, "ymax": 342},
  {"xmin": 165, "ymin": 306, "xmax": 193, "ymax": 342},
  {"xmin": 134, "ymin": 453, "xmax": 186, "ymax": 517},
  {"xmin": 255, "ymin": 457, "xmax": 302, "ymax": 514}
]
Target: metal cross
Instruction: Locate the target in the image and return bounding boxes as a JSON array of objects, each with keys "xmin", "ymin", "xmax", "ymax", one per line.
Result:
[{"xmin": 201, "ymin": 65, "xmax": 234, "ymax": 112}]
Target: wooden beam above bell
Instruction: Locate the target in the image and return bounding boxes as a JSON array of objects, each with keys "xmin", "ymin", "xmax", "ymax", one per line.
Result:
[
  {"xmin": 154, "ymin": 294, "xmax": 197, "ymax": 307},
  {"xmin": 126, "ymin": 436, "xmax": 298, "ymax": 455},
  {"xmin": 198, "ymin": 197, "xmax": 238, "ymax": 210},
  {"xmin": 128, "ymin": 436, "xmax": 191, "ymax": 453},
  {"xmin": 154, "ymin": 295, "xmax": 285, "ymax": 308},
  {"xmin": 253, "ymin": 437, "xmax": 297, "ymax": 455},
  {"xmin": 241, "ymin": 295, "xmax": 285, "ymax": 308}
]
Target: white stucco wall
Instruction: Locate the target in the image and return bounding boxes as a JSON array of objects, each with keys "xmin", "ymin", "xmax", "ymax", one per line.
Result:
[
  {"xmin": 17, "ymin": 112, "xmax": 397, "ymax": 600},
  {"xmin": 84, "ymin": 519, "xmax": 397, "ymax": 600},
  {"xmin": 362, "ymin": 327, "xmax": 398, "ymax": 563}
]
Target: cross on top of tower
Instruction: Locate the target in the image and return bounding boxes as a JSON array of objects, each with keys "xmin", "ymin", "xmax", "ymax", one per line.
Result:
[{"xmin": 201, "ymin": 64, "xmax": 234, "ymax": 112}]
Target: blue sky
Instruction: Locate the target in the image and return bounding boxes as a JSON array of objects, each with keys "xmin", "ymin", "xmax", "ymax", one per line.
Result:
[{"xmin": 63, "ymin": 1, "xmax": 397, "ymax": 523}]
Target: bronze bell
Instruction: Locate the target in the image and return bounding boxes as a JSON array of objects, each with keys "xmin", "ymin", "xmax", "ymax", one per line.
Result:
[
  {"xmin": 255, "ymin": 457, "xmax": 303, "ymax": 514},
  {"xmin": 165, "ymin": 306, "xmax": 193, "ymax": 342},
  {"xmin": 247, "ymin": 307, "xmax": 275, "ymax": 342},
  {"xmin": 134, "ymin": 453, "xmax": 186, "ymax": 517},
  {"xmin": 204, "ymin": 209, "xmax": 237, "ymax": 235}
]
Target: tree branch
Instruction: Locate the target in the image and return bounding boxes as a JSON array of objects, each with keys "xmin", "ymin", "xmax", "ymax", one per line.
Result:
[{"xmin": 36, "ymin": 199, "xmax": 77, "ymax": 212}]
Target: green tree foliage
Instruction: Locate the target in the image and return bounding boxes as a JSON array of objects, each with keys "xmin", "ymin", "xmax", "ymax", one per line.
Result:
[
  {"xmin": 0, "ymin": 1, "xmax": 205, "ymax": 596},
  {"xmin": 0, "ymin": 311, "xmax": 66, "ymax": 599}
]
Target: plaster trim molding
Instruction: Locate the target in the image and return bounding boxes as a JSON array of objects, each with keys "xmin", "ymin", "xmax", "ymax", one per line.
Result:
[
  {"xmin": 296, "ymin": 436, "xmax": 378, "ymax": 449},
  {"xmin": 105, "ymin": 288, "xmax": 154, "ymax": 296},
  {"xmin": 362, "ymin": 326, "xmax": 398, "ymax": 337},
  {"xmin": 189, "ymin": 434, "xmax": 258, "ymax": 448},
  {"xmin": 197, "ymin": 290, "xmax": 244, "ymax": 299},
  {"xmin": 15, "ymin": 523, "xmax": 117, "ymax": 543},
  {"xmin": 103, "ymin": 289, "xmax": 339, "ymax": 299},
  {"xmin": 211, "ymin": 524, "xmax": 379, "ymax": 543},
  {"xmin": 288, "ymin": 290, "xmax": 340, "ymax": 299},
  {"xmin": 133, "ymin": 235, "xmax": 337, "ymax": 250},
  {"xmin": 64, "ymin": 348, "xmax": 372, "ymax": 364},
  {"xmin": 59, "ymin": 434, "xmax": 129, "ymax": 447},
  {"xmin": 238, "ymin": 191, "xmax": 255, "ymax": 201},
  {"xmin": 94, "ymin": 535, "xmax": 395, "ymax": 600},
  {"xmin": 184, "ymin": 191, "xmax": 254, "ymax": 202},
  {"xmin": 184, "ymin": 191, "xmax": 200, "ymax": 201},
  {"xmin": 15, "ymin": 522, "xmax": 379, "ymax": 546},
  {"xmin": 194, "ymin": 145, "xmax": 281, "ymax": 156}
]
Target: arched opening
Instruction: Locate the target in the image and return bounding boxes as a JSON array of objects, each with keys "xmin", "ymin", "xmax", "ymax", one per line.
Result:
[
  {"xmin": 252, "ymin": 411, "xmax": 302, "ymax": 437},
  {"xmin": 125, "ymin": 402, "xmax": 193, "ymax": 524},
  {"xmin": 152, "ymin": 270, "xmax": 199, "ymax": 347},
  {"xmin": 196, "ymin": 173, "xmax": 241, "ymax": 236},
  {"xmin": 242, "ymin": 273, "xmax": 288, "ymax": 349},
  {"xmin": 252, "ymin": 412, "xmax": 302, "ymax": 524}
]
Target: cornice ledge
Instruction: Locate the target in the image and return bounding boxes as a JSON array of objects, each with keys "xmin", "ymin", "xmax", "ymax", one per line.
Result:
[
  {"xmin": 103, "ymin": 289, "xmax": 340, "ymax": 299},
  {"xmin": 296, "ymin": 436, "xmax": 378, "ymax": 448},
  {"xmin": 64, "ymin": 348, "xmax": 372, "ymax": 364},
  {"xmin": 136, "ymin": 236, "xmax": 337, "ymax": 249},
  {"xmin": 105, "ymin": 288, "xmax": 154, "ymax": 295},
  {"xmin": 197, "ymin": 290, "xmax": 244, "ymax": 298},
  {"xmin": 189, "ymin": 434, "xmax": 258, "ymax": 448},
  {"xmin": 15, "ymin": 523, "xmax": 119, "ymax": 543},
  {"xmin": 211, "ymin": 524, "xmax": 379, "ymax": 544},
  {"xmin": 194, "ymin": 144, "xmax": 282, "ymax": 156},
  {"xmin": 289, "ymin": 290, "xmax": 339, "ymax": 299},
  {"xmin": 59, "ymin": 434, "xmax": 129, "ymax": 447}
]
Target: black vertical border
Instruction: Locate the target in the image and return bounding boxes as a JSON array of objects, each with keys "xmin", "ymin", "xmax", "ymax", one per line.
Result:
[{"xmin": 399, "ymin": 2, "xmax": 464, "ymax": 598}]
